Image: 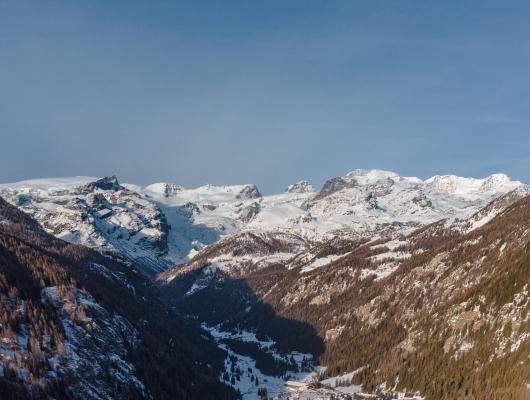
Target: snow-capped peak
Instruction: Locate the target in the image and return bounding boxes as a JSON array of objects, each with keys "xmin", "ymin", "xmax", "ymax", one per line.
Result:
[
  {"xmin": 145, "ymin": 182, "xmax": 185, "ymax": 197},
  {"xmin": 285, "ymin": 181, "xmax": 314, "ymax": 194},
  {"xmin": 345, "ymin": 169, "xmax": 400, "ymax": 181},
  {"xmin": 343, "ymin": 169, "xmax": 423, "ymax": 186},
  {"xmin": 82, "ymin": 175, "xmax": 123, "ymax": 192},
  {"xmin": 425, "ymin": 173, "xmax": 520, "ymax": 195},
  {"xmin": 480, "ymin": 173, "xmax": 518, "ymax": 191},
  {"xmin": 0, "ymin": 169, "xmax": 524, "ymax": 275},
  {"xmin": 237, "ymin": 184, "xmax": 262, "ymax": 199}
]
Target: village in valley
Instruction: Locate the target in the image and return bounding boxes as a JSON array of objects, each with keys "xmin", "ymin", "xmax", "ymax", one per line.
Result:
[{"xmin": 256, "ymin": 379, "xmax": 425, "ymax": 400}]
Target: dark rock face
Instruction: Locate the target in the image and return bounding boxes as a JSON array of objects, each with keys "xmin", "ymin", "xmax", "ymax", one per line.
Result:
[
  {"xmin": 82, "ymin": 176, "xmax": 123, "ymax": 193},
  {"xmin": 239, "ymin": 202, "xmax": 261, "ymax": 222},
  {"xmin": 162, "ymin": 183, "xmax": 184, "ymax": 197},
  {"xmin": 89, "ymin": 193, "xmax": 112, "ymax": 209},
  {"xmin": 366, "ymin": 177, "xmax": 395, "ymax": 197},
  {"xmin": 316, "ymin": 177, "xmax": 357, "ymax": 199},
  {"xmin": 237, "ymin": 184, "xmax": 262, "ymax": 199},
  {"xmin": 285, "ymin": 181, "xmax": 313, "ymax": 194},
  {"xmin": 180, "ymin": 202, "xmax": 201, "ymax": 216},
  {"xmin": 17, "ymin": 195, "xmax": 31, "ymax": 206},
  {"xmin": 365, "ymin": 192, "xmax": 379, "ymax": 210},
  {"xmin": 412, "ymin": 194, "xmax": 433, "ymax": 209},
  {"xmin": 302, "ymin": 177, "xmax": 357, "ymax": 209}
]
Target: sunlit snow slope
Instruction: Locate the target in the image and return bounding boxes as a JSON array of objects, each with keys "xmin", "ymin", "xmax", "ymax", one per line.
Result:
[{"xmin": 0, "ymin": 170, "xmax": 522, "ymax": 275}]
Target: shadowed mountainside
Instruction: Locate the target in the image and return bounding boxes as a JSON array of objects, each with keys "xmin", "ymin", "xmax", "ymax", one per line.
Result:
[
  {"xmin": 0, "ymin": 197, "xmax": 237, "ymax": 400},
  {"xmin": 158, "ymin": 195, "xmax": 530, "ymax": 399}
]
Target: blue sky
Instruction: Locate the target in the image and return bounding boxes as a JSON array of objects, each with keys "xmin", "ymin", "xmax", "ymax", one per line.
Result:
[{"xmin": 1, "ymin": 1, "xmax": 529, "ymax": 193}]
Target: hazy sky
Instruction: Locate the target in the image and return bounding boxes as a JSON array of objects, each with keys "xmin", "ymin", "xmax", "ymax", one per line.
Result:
[{"xmin": 1, "ymin": 1, "xmax": 530, "ymax": 193}]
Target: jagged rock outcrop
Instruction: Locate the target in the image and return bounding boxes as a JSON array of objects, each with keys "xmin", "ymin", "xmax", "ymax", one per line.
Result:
[
  {"xmin": 0, "ymin": 177, "xmax": 170, "ymax": 275},
  {"xmin": 285, "ymin": 180, "xmax": 314, "ymax": 194},
  {"xmin": 237, "ymin": 184, "xmax": 262, "ymax": 199},
  {"xmin": 81, "ymin": 175, "xmax": 123, "ymax": 192},
  {"xmin": 238, "ymin": 202, "xmax": 261, "ymax": 222}
]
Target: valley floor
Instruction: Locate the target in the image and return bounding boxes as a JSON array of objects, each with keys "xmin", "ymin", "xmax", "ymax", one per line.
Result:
[{"xmin": 205, "ymin": 324, "xmax": 424, "ymax": 400}]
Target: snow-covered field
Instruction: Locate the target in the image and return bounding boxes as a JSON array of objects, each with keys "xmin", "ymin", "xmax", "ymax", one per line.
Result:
[
  {"xmin": 204, "ymin": 325, "xmax": 316, "ymax": 399},
  {"xmin": 204, "ymin": 325, "xmax": 427, "ymax": 400}
]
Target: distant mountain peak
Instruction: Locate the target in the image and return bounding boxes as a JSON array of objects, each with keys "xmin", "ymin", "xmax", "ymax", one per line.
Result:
[
  {"xmin": 82, "ymin": 175, "xmax": 123, "ymax": 192},
  {"xmin": 285, "ymin": 180, "xmax": 314, "ymax": 194},
  {"xmin": 0, "ymin": 169, "xmax": 524, "ymax": 274},
  {"xmin": 145, "ymin": 182, "xmax": 185, "ymax": 197},
  {"xmin": 237, "ymin": 184, "xmax": 262, "ymax": 199},
  {"xmin": 480, "ymin": 173, "xmax": 517, "ymax": 191},
  {"xmin": 425, "ymin": 173, "xmax": 520, "ymax": 195},
  {"xmin": 345, "ymin": 169, "xmax": 400, "ymax": 179}
]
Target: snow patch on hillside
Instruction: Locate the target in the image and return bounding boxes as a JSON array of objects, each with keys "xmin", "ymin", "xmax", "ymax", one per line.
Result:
[{"xmin": 204, "ymin": 325, "xmax": 315, "ymax": 400}]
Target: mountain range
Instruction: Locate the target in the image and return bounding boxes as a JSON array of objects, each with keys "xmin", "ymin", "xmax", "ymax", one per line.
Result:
[{"xmin": 0, "ymin": 169, "xmax": 528, "ymax": 399}]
